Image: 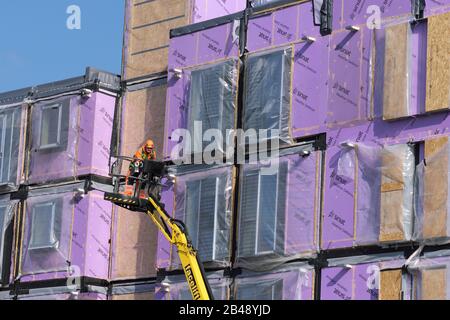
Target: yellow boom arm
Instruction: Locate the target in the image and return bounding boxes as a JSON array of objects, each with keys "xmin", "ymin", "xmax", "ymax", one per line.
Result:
[{"xmin": 145, "ymin": 196, "xmax": 214, "ymax": 300}]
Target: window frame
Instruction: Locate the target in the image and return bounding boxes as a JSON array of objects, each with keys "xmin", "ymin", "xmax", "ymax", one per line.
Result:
[
  {"xmin": 38, "ymin": 103, "xmax": 64, "ymax": 151},
  {"xmin": 243, "ymin": 48, "xmax": 292, "ymax": 143},
  {"xmin": 184, "ymin": 176, "xmax": 220, "ymax": 261},
  {"xmin": 187, "ymin": 60, "xmax": 236, "ymax": 153},
  {"xmin": 237, "ymin": 278, "xmax": 284, "ymax": 300},
  {"xmin": 0, "ymin": 108, "xmax": 19, "ymax": 186},
  {"xmin": 28, "ymin": 201, "xmax": 60, "ymax": 251},
  {"xmin": 239, "ymin": 163, "xmax": 288, "ymax": 257}
]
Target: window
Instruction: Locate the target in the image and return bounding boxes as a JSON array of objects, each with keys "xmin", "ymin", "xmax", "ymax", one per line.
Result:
[
  {"xmin": 177, "ymin": 282, "xmax": 225, "ymax": 300},
  {"xmin": 0, "ymin": 206, "xmax": 6, "ymax": 276},
  {"xmin": 238, "ymin": 162, "xmax": 288, "ymax": 257},
  {"xmin": 184, "ymin": 175, "xmax": 227, "ymax": 263},
  {"xmin": 188, "ymin": 60, "xmax": 236, "ymax": 153},
  {"xmin": 243, "ymin": 48, "xmax": 292, "ymax": 143},
  {"xmin": 0, "ymin": 107, "xmax": 21, "ymax": 186},
  {"xmin": 236, "ymin": 279, "xmax": 283, "ymax": 300},
  {"xmin": 38, "ymin": 101, "xmax": 69, "ymax": 151},
  {"xmin": 29, "ymin": 201, "xmax": 62, "ymax": 250}
]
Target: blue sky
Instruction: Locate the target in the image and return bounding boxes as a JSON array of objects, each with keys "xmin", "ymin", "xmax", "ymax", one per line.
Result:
[{"xmin": 0, "ymin": 1, "xmax": 124, "ymax": 92}]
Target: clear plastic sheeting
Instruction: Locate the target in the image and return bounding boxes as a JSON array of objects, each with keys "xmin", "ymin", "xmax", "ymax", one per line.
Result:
[
  {"xmin": 236, "ymin": 150, "xmax": 322, "ymax": 271},
  {"xmin": 242, "ymin": 47, "xmax": 293, "ymax": 146},
  {"xmin": 407, "ymin": 254, "xmax": 450, "ymax": 300},
  {"xmin": 166, "ymin": 165, "xmax": 233, "ymax": 270},
  {"xmin": 414, "ymin": 137, "xmax": 450, "ymax": 243},
  {"xmin": 175, "ymin": 59, "xmax": 239, "ymax": 160},
  {"xmin": 155, "ymin": 272, "xmax": 230, "ymax": 300},
  {"xmin": 336, "ymin": 142, "xmax": 415, "ymax": 245},
  {"xmin": 20, "ymin": 187, "xmax": 78, "ymax": 276},
  {"xmin": 28, "ymin": 96, "xmax": 78, "ymax": 184},
  {"xmin": 234, "ymin": 263, "xmax": 315, "ymax": 300},
  {"xmin": 251, "ymin": 0, "xmax": 283, "ymax": 7},
  {"xmin": 0, "ymin": 197, "xmax": 17, "ymax": 284}
]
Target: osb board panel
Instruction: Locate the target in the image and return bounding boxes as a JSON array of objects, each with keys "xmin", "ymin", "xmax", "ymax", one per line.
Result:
[
  {"xmin": 121, "ymin": 84, "xmax": 167, "ymax": 164},
  {"xmin": 380, "ymin": 269, "xmax": 402, "ymax": 300},
  {"xmin": 130, "ymin": 19, "xmax": 188, "ymax": 55},
  {"xmin": 423, "ymin": 137, "xmax": 449, "ymax": 238},
  {"xmin": 383, "ymin": 23, "xmax": 409, "ymax": 120},
  {"xmin": 124, "ymin": 0, "xmax": 190, "ymax": 79},
  {"xmin": 426, "ymin": 11, "xmax": 450, "ymax": 112},
  {"xmin": 131, "ymin": 0, "xmax": 187, "ymax": 28},
  {"xmin": 111, "ymin": 292, "xmax": 155, "ymax": 300},
  {"xmin": 380, "ymin": 149, "xmax": 406, "ymax": 242},
  {"xmin": 420, "ymin": 268, "xmax": 447, "ymax": 300},
  {"xmin": 125, "ymin": 48, "xmax": 170, "ymax": 80},
  {"xmin": 112, "ymin": 206, "xmax": 159, "ymax": 279}
]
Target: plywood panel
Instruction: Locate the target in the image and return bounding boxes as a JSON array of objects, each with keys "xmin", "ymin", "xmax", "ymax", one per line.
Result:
[
  {"xmin": 131, "ymin": 0, "xmax": 187, "ymax": 28},
  {"xmin": 380, "ymin": 148, "xmax": 407, "ymax": 242},
  {"xmin": 423, "ymin": 137, "xmax": 449, "ymax": 238},
  {"xmin": 124, "ymin": 0, "xmax": 190, "ymax": 79},
  {"xmin": 379, "ymin": 269, "xmax": 402, "ymax": 300},
  {"xmin": 125, "ymin": 48, "xmax": 170, "ymax": 80},
  {"xmin": 112, "ymin": 207, "xmax": 159, "ymax": 279},
  {"xmin": 426, "ymin": 11, "xmax": 450, "ymax": 112},
  {"xmin": 112, "ymin": 83, "xmax": 168, "ymax": 280},
  {"xmin": 122, "ymin": 85, "xmax": 167, "ymax": 161},
  {"xmin": 383, "ymin": 23, "xmax": 409, "ymax": 120},
  {"xmin": 420, "ymin": 268, "xmax": 447, "ymax": 300}
]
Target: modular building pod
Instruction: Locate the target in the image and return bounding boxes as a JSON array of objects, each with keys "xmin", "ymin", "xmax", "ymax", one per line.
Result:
[
  {"xmin": 17, "ymin": 182, "xmax": 112, "ymax": 283},
  {"xmin": 235, "ymin": 145, "xmax": 322, "ymax": 271},
  {"xmin": 322, "ymin": 142, "xmax": 415, "ymax": 249},
  {"xmin": 26, "ymin": 68, "xmax": 120, "ymax": 185}
]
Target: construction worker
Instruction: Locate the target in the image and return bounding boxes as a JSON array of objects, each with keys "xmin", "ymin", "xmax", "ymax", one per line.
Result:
[{"xmin": 127, "ymin": 139, "xmax": 157, "ymax": 187}]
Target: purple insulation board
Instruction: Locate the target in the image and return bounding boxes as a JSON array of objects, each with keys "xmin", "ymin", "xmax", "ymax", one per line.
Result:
[
  {"xmin": 327, "ymin": 28, "xmax": 366, "ymax": 127},
  {"xmin": 321, "ymin": 258, "xmax": 405, "ymax": 300},
  {"xmin": 19, "ymin": 185, "xmax": 112, "ymax": 282},
  {"xmin": 339, "ymin": 0, "xmax": 411, "ymax": 29},
  {"xmin": 28, "ymin": 92, "xmax": 115, "ymax": 185},
  {"xmin": 191, "ymin": 0, "xmax": 246, "ymax": 24},
  {"xmin": 246, "ymin": 1, "xmax": 329, "ymax": 52},
  {"xmin": 424, "ymin": 0, "xmax": 450, "ymax": 17},
  {"xmin": 291, "ymin": 37, "xmax": 329, "ymax": 137}
]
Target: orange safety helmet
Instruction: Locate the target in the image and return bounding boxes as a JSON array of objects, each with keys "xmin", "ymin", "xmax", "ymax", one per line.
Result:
[{"xmin": 143, "ymin": 139, "xmax": 155, "ymax": 155}]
